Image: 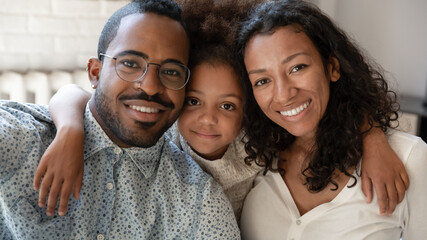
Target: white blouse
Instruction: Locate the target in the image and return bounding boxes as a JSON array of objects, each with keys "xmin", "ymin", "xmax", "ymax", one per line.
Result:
[{"xmin": 241, "ymin": 130, "xmax": 427, "ymax": 240}]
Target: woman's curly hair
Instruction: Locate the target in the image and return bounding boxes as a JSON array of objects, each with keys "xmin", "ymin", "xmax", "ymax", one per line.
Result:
[{"xmin": 236, "ymin": 0, "xmax": 400, "ymax": 192}]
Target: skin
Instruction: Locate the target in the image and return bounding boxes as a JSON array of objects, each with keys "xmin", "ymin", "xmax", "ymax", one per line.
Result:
[
  {"xmin": 33, "ymin": 20, "xmax": 409, "ymax": 218},
  {"xmin": 88, "ymin": 13, "xmax": 189, "ymax": 148},
  {"xmin": 178, "ymin": 62, "xmax": 244, "ymax": 160},
  {"xmin": 244, "ymin": 25, "xmax": 403, "ymax": 215},
  {"xmin": 34, "ymin": 12, "xmax": 190, "ymax": 216},
  {"xmin": 246, "ymin": 27, "xmax": 339, "ymax": 144}
]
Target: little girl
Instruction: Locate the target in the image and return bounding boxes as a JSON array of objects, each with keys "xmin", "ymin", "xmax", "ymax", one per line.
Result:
[{"xmin": 33, "ymin": 0, "xmax": 408, "ymax": 223}]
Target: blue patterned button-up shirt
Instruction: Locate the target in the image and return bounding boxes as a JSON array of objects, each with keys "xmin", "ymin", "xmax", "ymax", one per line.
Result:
[{"xmin": 0, "ymin": 101, "xmax": 240, "ymax": 239}]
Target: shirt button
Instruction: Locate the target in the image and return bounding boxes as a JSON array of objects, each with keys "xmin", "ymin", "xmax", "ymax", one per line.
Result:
[
  {"xmin": 106, "ymin": 182, "xmax": 114, "ymax": 190},
  {"xmin": 296, "ymin": 219, "xmax": 302, "ymax": 225},
  {"xmin": 114, "ymin": 147, "xmax": 121, "ymax": 154},
  {"xmin": 97, "ymin": 234, "xmax": 105, "ymax": 240}
]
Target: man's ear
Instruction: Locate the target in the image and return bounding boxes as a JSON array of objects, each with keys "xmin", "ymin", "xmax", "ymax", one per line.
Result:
[
  {"xmin": 328, "ymin": 56, "xmax": 341, "ymax": 82},
  {"xmin": 87, "ymin": 57, "xmax": 102, "ymax": 89}
]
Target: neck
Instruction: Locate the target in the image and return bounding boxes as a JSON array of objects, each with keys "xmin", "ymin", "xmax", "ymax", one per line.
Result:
[{"xmin": 279, "ymin": 135, "xmax": 315, "ymax": 175}]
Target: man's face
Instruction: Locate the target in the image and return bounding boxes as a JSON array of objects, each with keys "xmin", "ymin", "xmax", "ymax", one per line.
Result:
[{"xmin": 88, "ymin": 13, "xmax": 189, "ymax": 148}]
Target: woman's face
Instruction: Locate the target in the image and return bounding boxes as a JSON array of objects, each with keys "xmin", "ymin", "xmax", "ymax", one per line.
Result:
[{"xmin": 244, "ymin": 25, "xmax": 340, "ymax": 141}]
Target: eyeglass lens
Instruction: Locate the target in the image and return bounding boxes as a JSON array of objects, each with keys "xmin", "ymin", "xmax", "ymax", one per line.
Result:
[{"xmin": 114, "ymin": 54, "xmax": 189, "ymax": 90}]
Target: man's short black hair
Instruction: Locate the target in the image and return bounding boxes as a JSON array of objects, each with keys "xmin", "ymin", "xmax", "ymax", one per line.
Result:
[{"xmin": 97, "ymin": 0, "xmax": 187, "ymax": 59}]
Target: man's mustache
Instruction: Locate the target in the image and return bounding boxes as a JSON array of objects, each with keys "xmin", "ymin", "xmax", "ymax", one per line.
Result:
[{"xmin": 119, "ymin": 91, "xmax": 175, "ymax": 109}]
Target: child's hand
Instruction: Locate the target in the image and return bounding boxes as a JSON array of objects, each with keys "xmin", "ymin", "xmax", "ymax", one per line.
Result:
[
  {"xmin": 361, "ymin": 129, "xmax": 410, "ymax": 216},
  {"xmin": 33, "ymin": 126, "xmax": 84, "ymax": 216}
]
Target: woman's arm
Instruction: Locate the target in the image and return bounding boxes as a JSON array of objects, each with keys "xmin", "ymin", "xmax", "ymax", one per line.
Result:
[
  {"xmin": 361, "ymin": 127, "xmax": 410, "ymax": 216},
  {"xmin": 33, "ymin": 84, "xmax": 91, "ymax": 216}
]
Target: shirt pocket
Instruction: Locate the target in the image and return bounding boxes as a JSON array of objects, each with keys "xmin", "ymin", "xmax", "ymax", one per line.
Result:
[{"xmin": 5, "ymin": 196, "xmax": 71, "ymax": 239}]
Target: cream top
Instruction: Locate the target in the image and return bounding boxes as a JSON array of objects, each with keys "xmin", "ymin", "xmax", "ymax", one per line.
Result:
[
  {"xmin": 241, "ymin": 130, "xmax": 427, "ymax": 240},
  {"xmin": 167, "ymin": 123, "xmax": 262, "ymax": 221}
]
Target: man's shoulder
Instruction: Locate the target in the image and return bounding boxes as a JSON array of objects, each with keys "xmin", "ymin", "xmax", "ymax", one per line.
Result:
[
  {"xmin": 0, "ymin": 100, "xmax": 54, "ymax": 134},
  {"xmin": 0, "ymin": 101, "xmax": 54, "ymax": 185},
  {"xmin": 0, "ymin": 100, "xmax": 51, "ymax": 123}
]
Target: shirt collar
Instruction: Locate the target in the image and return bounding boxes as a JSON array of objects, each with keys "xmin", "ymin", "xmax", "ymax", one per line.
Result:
[
  {"xmin": 123, "ymin": 139, "xmax": 164, "ymax": 178},
  {"xmin": 83, "ymin": 104, "xmax": 165, "ymax": 178}
]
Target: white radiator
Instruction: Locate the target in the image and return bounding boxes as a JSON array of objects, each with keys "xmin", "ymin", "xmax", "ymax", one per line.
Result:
[{"xmin": 0, "ymin": 70, "xmax": 92, "ymax": 104}]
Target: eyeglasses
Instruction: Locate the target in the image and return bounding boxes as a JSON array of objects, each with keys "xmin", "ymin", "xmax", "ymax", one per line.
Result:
[{"xmin": 99, "ymin": 53, "xmax": 190, "ymax": 90}]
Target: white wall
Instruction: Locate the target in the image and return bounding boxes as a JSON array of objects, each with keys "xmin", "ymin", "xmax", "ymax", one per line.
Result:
[
  {"xmin": 0, "ymin": 0, "xmax": 128, "ymax": 72},
  {"xmin": 1, "ymin": 0, "xmax": 426, "ymax": 98},
  {"xmin": 315, "ymin": 0, "xmax": 427, "ymax": 98}
]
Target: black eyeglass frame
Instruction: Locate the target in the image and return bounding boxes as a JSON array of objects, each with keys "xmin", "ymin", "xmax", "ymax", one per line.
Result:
[{"xmin": 99, "ymin": 53, "xmax": 190, "ymax": 90}]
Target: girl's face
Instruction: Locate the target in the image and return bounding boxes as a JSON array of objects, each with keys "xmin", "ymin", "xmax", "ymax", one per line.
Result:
[
  {"xmin": 178, "ymin": 62, "xmax": 244, "ymax": 160},
  {"xmin": 244, "ymin": 25, "xmax": 340, "ymax": 141}
]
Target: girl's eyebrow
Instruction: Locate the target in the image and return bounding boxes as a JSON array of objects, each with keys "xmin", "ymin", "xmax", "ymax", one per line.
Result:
[
  {"xmin": 186, "ymin": 89, "xmax": 243, "ymax": 101},
  {"xmin": 218, "ymin": 93, "xmax": 243, "ymax": 101},
  {"xmin": 247, "ymin": 52, "xmax": 309, "ymax": 75}
]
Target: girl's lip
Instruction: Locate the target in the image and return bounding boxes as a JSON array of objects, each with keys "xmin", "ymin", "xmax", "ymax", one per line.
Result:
[{"xmin": 192, "ymin": 130, "xmax": 220, "ymax": 139}]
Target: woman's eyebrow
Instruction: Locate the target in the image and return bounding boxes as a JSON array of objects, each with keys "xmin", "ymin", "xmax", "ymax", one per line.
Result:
[{"xmin": 247, "ymin": 52, "xmax": 309, "ymax": 75}]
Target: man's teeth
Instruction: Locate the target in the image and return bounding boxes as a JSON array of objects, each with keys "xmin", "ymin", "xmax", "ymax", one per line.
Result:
[
  {"xmin": 130, "ymin": 105, "xmax": 159, "ymax": 113},
  {"xmin": 280, "ymin": 101, "xmax": 310, "ymax": 116}
]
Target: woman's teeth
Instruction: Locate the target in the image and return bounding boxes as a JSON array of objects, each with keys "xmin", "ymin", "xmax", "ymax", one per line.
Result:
[{"xmin": 280, "ymin": 101, "xmax": 310, "ymax": 116}]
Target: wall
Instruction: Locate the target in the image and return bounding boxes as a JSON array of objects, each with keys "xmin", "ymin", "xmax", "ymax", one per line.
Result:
[
  {"xmin": 315, "ymin": 0, "xmax": 427, "ymax": 98},
  {"xmin": 1, "ymin": 0, "xmax": 426, "ymax": 98},
  {"xmin": 312, "ymin": 0, "xmax": 427, "ymax": 135},
  {"xmin": 0, "ymin": 0, "xmax": 128, "ymax": 72}
]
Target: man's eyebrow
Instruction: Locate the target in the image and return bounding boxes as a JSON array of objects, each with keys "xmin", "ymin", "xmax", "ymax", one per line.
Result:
[
  {"xmin": 116, "ymin": 50, "xmax": 148, "ymax": 59},
  {"xmin": 163, "ymin": 58, "xmax": 186, "ymax": 66},
  {"xmin": 116, "ymin": 50, "xmax": 186, "ymax": 66},
  {"xmin": 247, "ymin": 52, "xmax": 308, "ymax": 75}
]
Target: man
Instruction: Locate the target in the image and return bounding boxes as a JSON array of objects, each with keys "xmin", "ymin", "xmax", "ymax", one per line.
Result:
[{"xmin": 0, "ymin": 0, "xmax": 239, "ymax": 239}]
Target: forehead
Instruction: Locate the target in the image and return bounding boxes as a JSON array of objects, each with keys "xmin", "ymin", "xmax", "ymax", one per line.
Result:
[
  {"xmin": 189, "ymin": 62, "xmax": 243, "ymax": 95},
  {"xmin": 107, "ymin": 13, "xmax": 189, "ymax": 63},
  {"xmin": 245, "ymin": 25, "xmax": 318, "ymax": 60}
]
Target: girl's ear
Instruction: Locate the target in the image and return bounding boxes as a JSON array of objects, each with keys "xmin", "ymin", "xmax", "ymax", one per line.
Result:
[
  {"xmin": 328, "ymin": 56, "xmax": 341, "ymax": 82},
  {"xmin": 87, "ymin": 57, "xmax": 102, "ymax": 89}
]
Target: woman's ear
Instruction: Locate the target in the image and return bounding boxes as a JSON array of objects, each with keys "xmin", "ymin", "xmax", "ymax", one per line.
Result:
[
  {"xmin": 328, "ymin": 56, "xmax": 341, "ymax": 82},
  {"xmin": 87, "ymin": 57, "xmax": 102, "ymax": 89}
]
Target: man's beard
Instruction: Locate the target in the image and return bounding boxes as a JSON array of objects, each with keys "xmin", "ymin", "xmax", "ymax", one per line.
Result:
[{"xmin": 93, "ymin": 87, "xmax": 176, "ymax": 148}]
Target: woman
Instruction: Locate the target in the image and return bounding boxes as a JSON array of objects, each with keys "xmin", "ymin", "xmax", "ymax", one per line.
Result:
[{"xmin": 237, "ymin": 0, "xmax": 427, "ymax": 239}]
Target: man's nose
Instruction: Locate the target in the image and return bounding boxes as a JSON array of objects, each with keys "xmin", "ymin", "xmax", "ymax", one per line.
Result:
[{"xmin": 134, "ymin": 64, "xmax": 164, "ymax": 95}]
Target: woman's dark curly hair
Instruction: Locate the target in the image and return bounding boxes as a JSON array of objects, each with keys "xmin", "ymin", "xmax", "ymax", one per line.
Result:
[
  {"xmin": 236, "ymin": 0, "xmax": 400, "ymax": 192},
  {"xmin": 174, "ymin": 0, "xmax": 263, "ymax": 96}
]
